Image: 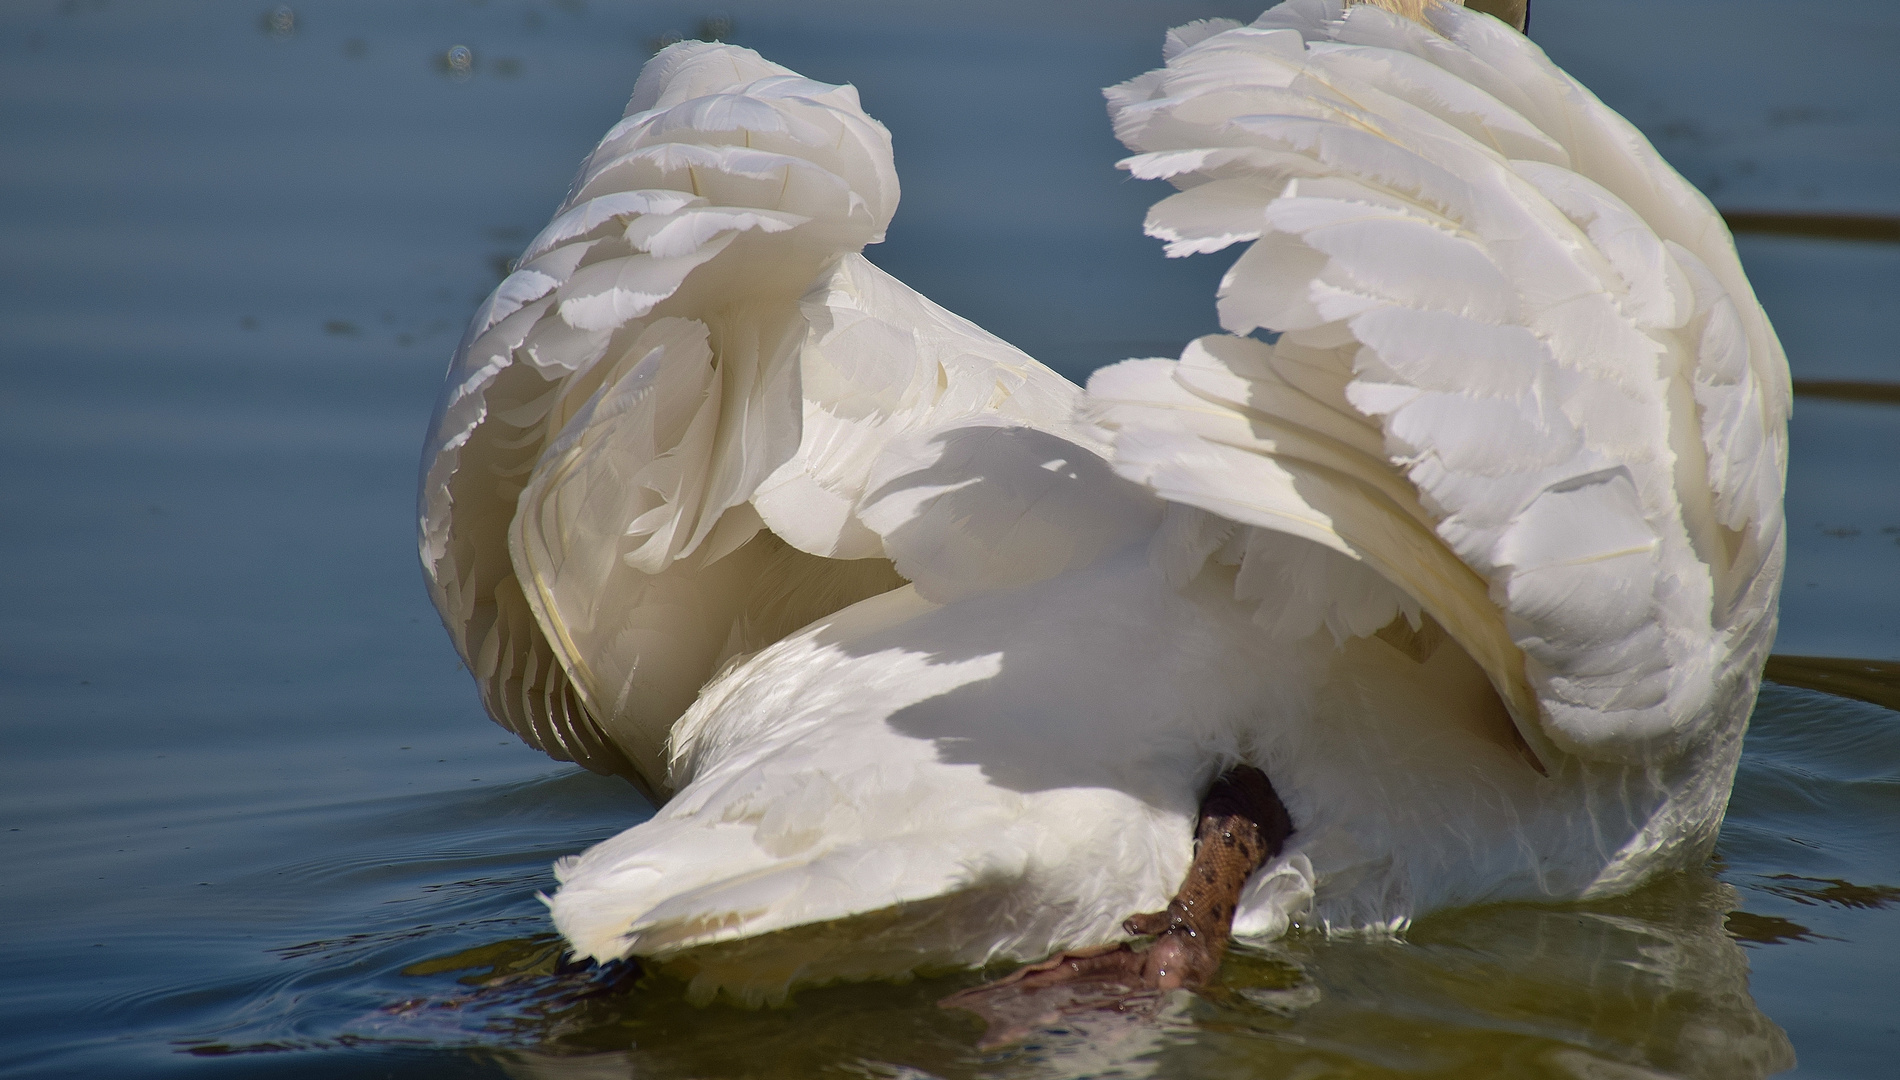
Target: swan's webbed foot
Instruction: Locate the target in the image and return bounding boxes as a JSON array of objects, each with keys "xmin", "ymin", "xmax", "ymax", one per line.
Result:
[{"xmin": 940, "ymin": 765, "xmax": 1292, "ymax": 1047}]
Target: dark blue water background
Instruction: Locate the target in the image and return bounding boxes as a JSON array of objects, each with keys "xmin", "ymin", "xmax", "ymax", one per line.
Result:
[{"xmin": 2, "ymin": 1, "xmax": 1896, "ymax": 1076}]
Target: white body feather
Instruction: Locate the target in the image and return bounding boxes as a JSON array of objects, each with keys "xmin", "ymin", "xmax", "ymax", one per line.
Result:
[{"xmin": 420, "ymin": 1, "xmax": 1786, "ymax": 1005}]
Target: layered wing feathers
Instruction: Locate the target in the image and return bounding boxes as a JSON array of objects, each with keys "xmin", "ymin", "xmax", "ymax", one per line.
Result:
[
  {"xmin": 1091, "ymin": 0, "xmax": 1788, "ymax": 761},
  {"xmin": 421, "ymin": 44, "xmax": 1084, "ymax": 793}
]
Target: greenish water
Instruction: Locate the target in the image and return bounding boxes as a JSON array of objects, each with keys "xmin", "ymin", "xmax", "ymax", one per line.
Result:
[{"xmin": 3, "ymin": 1, "xmax": 1897, "ymax": 1076}]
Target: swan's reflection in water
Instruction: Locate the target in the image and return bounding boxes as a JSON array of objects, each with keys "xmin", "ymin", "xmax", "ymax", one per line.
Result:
[{"xmin": 481, "ymin": 869, "xmax": 1790, "ymax": 1080}]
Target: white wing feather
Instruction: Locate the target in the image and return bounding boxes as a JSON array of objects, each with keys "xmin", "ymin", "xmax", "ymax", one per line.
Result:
[
  {"xmin": 514, "ymin": 10, "xmax": 1793, "ymax": 997},
  {"xmin": 420, "ymin": 44, "xmax": 1083, "ymax": 794},
  {"xmin": 1089, "ymin": 0, "xmax": 1788, "ymax": 763}
]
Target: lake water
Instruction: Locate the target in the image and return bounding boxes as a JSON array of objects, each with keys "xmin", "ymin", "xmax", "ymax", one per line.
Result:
[{"xmin": 2, "ymin": 1, "xmax": 1897, "ymax": 1077}]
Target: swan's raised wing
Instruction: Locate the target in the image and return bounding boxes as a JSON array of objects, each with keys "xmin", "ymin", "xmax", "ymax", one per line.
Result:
[
  {"xmin": 420, "ymin": 43, "xmax": 1081, "ymax": 795},
  {"xmin": 1087, "ymin": 1, "xmax": 1788, "ymax": 763}
]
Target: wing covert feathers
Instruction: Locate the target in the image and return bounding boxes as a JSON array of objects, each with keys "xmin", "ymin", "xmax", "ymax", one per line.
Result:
[
  {"xmin": 420, "ymin": 44, "xmax": 1081, "ymax": 791},
  {"xmin": 1092, "ymin": 0, "xmax": 1788, "ymax": 763}
]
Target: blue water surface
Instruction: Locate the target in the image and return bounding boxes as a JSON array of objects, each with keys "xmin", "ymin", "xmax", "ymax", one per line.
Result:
[{"xmin": 2, "ymin": 1, "xmax": 1897, "ymax": 1077}]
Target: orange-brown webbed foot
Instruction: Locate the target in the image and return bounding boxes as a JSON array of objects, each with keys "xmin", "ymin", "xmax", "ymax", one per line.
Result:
[{"xmin": 940, "ymin": 765, "xmax": 1293, "ymax": 1047}]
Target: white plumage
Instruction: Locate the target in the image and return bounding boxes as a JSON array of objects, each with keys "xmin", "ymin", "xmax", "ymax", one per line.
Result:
[{"xmin": 420, "ymin": 0, "xmax": 1786, "ymax": 1006}]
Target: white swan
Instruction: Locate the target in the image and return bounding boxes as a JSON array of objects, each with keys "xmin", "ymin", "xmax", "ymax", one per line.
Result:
[{"xmin": 418, "ymin": 0, "xmax": 1787, "ymax": 1016}]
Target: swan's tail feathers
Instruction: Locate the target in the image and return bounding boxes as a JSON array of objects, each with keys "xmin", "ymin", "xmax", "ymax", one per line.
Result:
[
  {"xmin": 1090, "ymin": 2, "xmax": 1788, "ymax": 764},
  {"xmin": 552, "ymin": 827, "xmax": 1003, "ymax": 960},
  {"xmin": 547, "ymin": 814, "xmax": 1033, "ymax": 1004}
]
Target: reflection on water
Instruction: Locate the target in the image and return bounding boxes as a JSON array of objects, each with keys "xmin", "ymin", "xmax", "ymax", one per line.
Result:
[
  {"xmin": 169, "ymin": 685, "xmax": 1900, "ymax": 1077},
  {"xmin": 3, "ymin": 0, "xmax": 1898, "ymax": 1075},
  {"xmin": 1723, "ymin": 910, "xmax": 1820, "ymax": 948},
  {"xmin": 436, "ymin": 872, "xmax": 1792, "ymax": 1079},
  {"xmin": 241, "ymin": 680, "xmax": 1894, "ymax": 1080},
  {"xmin": 1752, "ymin": 875, "xmax": 1900, "ymax": 912},
  {"xmin": 24, "ymin": 676, "xmax": 1888, "ymax": 1078}
]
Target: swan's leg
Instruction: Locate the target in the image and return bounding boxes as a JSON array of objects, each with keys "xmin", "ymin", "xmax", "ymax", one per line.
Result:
[{"xmin": 940, "ymin": 765, "xmax": 1292, "ymax": 1045}]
